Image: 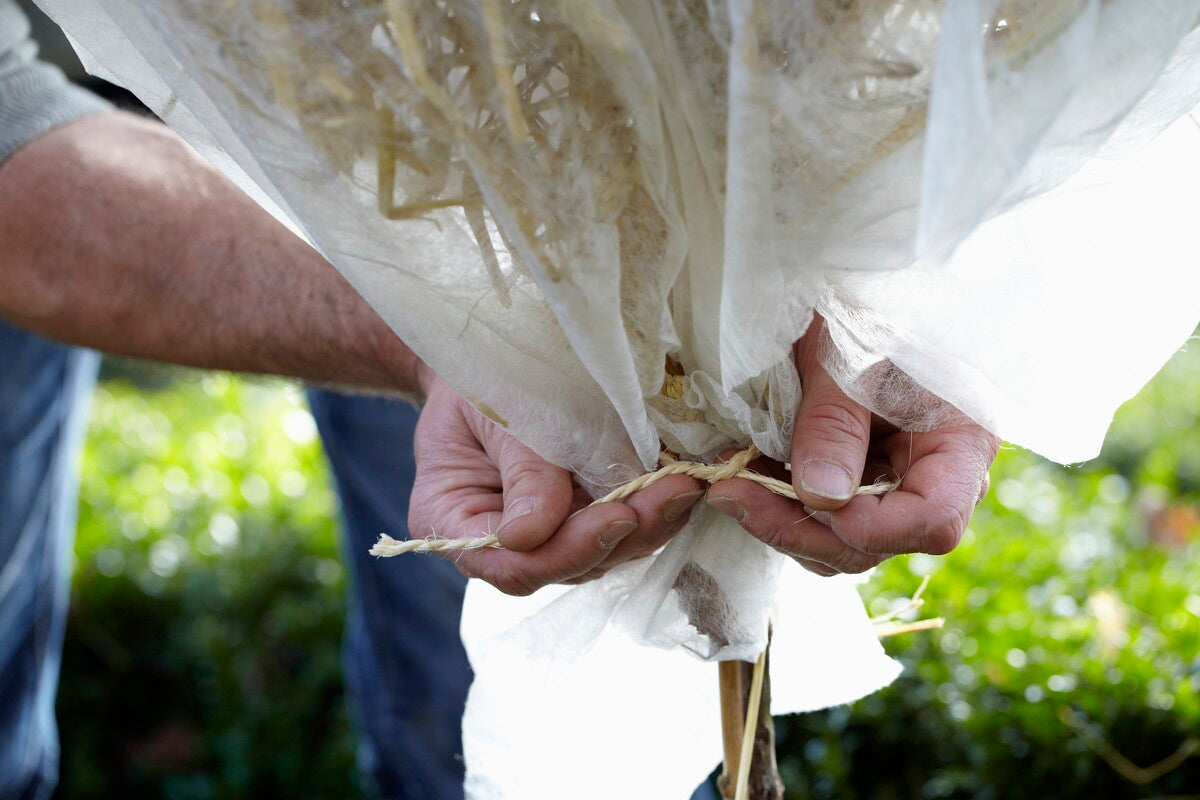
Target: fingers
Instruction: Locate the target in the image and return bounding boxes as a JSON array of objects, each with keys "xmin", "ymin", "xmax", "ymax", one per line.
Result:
[
  {"xmin": 706, "ymin": 478, "xmax": 886, "ymax": 575},
  {"xmin": 441, "ymin": 452, "xmax": 703, "ymax": 594},
  {"xmin": 565, "ymin": 474, "xmax": 704, "ymax": 583},
  {"xmin": 487, "ymin": 431, "xmax": 704, "ymax": 564},
  {"xmin": 708, "ymin": 447, "xmax": 882, "ymax": 573},
  {"xmin": 708, "ymin": 423, "xmax": 999, "ymax": 574},
  {"xmin": 819, "ymin": 425, "xmax": 999, "ymax": 556},
  {"xmin": 411, "ymin": 380, "xmax": 707, "ymax": 593},
  {"xmin": 603, "ymin": 474, "xmax": 704, "ymax": 560},
  {"xmin": 468, "ymin": 471, "xmax": 705, "ymax": 592},
  {"xmin": 408, "ymin": 383, "xmax": 620, "ymax": 593},
  {"xmin": 792, "ymin": 331, "xmax": 872, "ymax": 512},
  {"xmin": 449, "ymin": 502, "xmax": 640, "ymax": 596},
  {"xmin": 489, "ymin": 434, "xmax": 576, "ymax": 551}
]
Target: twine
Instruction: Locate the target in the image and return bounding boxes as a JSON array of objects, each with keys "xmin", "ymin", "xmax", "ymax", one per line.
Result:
[{"xmin": 370, "ymin": 446, "xmax": 899, "ymax": 557}]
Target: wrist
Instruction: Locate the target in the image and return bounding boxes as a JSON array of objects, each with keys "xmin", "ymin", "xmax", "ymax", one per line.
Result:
[{"xmin": 366, "ymin": 322, "xmax": 434, "ymax": 401}]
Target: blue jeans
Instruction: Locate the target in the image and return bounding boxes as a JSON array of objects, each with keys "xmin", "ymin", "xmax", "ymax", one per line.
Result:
[
  {"xmin": 0, "ymin": 319, "xmax": 715, "ymax": 800},
  {"xmin": 0, "ymin": 322, "xmax": 99, "ymax": 800}
]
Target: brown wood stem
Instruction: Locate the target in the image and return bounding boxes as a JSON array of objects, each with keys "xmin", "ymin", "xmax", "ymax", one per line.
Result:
[{"xmin": 716, "ymin": 648, "xmax": 784, "ymax": 800}]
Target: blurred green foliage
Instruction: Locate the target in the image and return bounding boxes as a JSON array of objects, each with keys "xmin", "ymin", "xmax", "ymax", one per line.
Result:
[
  {"xmin": 58, "ymin": 343, "xmax": 1200, "ymax": 798},
  {"xmin": 60, "ymin": 370, "xmax": 362, "ymax": 800}
]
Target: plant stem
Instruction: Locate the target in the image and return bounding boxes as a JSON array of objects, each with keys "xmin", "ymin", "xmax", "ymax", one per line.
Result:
[{"xmin": 717, "ymin": 645, "xmax": 784, "ymax": 800}]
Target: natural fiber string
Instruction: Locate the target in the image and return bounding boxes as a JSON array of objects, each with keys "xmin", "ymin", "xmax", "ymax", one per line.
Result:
[
  {"xmin": 369, "ymin": 446, "xmax": 899, "ymax": 557},
  {"xmin": 871, "ymin": 575, "xmax": 945, "ymax": 638}
]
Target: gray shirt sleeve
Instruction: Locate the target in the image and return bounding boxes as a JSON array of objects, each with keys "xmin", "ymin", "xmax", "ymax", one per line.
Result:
[{"xmin": 0, "ymin": 0, "xmax": 111, "ymax": 165}]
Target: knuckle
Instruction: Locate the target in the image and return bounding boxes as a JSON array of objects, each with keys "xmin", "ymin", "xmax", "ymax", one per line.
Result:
[
  {"xmin": 861, "ymin": 553, "xmax": 888, "ymax": 572},
  {"xmin": 504, "ymin": 460, "xmax": 547, "ymax": 494},
  {"xmin": 797, "ymin": 558, "xmax": 837, "ymax": 577},
  {"xmin": 953, "ymin": 428, "xmax": 1002, "ymax": 473},
  {"xmin": 756, "ymin": 519, "xmax": 800, "ymax": 559},
  {"xmin": 498, "ymin": 578, "xmax": 537, "ymax": 597},
  {"xmin": 826, "ymin": 547, "xmax": 870, "ymax": 574},
  {"xmin": 923, "ymin": 508, "xmax": 966, "ymax": 555},
  {"xmin": 486, "ymin": 563, "xmax": 539, "ymax": 597},
  {"xmin": 978, "ymin": 430, "xmax": 1003, "ymax": 460},
  {"xmin": 559, "ymin": 552, "xmax": 602, "ymax": 583},
  {"xmin": 579, "ymin": 566, "xmax": 608, "ymax": 583},
  {"xmin": 802, "ymin": 400, "xmax": 869, "ymax": 446},
  {"xmin": 541, "ymin": 542, "xmax": 603, "ymax": 586}
]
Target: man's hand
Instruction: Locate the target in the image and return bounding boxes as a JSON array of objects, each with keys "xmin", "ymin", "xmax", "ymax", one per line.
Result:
[
  {"xmin": 408, "ymin": 373, "xmax": 705, "ymax": 595},
  {"xmin": 707, "ymin": 318, "xmax": 1000, "ymax": 575}
]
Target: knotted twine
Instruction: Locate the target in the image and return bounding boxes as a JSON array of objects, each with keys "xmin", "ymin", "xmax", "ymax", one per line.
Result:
[{"xmin": 370, "ymin": 446, "xmax": 898, "ymax": 556}]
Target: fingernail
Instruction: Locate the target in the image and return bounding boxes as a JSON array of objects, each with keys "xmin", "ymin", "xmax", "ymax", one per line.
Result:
[
  {"xmin": 496, "ymin": 497, "xmax": 536, "ymax": 538},
  {"xmin": 708, "ymin": 495, "xmax": 747, "ymax": 523},
  {"xmin": 801, "ymin": 459, "xmax": 854, "ymax": 501},
  {"xmin": 599, "ymin": 519, "xmax": 637, "ymax": 549},
  {"xmin": 662, "ymin": 489, "xmax": 705, "ymax": 523}
]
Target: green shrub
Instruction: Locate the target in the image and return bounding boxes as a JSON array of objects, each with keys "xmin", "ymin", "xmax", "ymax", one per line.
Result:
[{"xmin": 60, "ymin": 372, "xmax": 363, "ymax": 800}]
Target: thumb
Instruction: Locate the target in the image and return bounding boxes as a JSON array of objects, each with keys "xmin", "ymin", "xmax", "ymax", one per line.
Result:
[
  {"xmin": 792, "ymin": 346, "xmax": 871, "ymax": 511},
  {"xmin": 491, "ymin": 433, "xmax": 574, "ymax": 551}
]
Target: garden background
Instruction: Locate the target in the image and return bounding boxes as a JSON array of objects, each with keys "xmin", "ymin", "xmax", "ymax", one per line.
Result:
[{"xmin": 56, "ymin": 338, "xmax": 1200, "ymax": 799}]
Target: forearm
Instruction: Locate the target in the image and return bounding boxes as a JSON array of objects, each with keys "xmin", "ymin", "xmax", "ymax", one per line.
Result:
[{"xmin": 0, "ymin": 110, "xmax": 431, "ymax": 397}]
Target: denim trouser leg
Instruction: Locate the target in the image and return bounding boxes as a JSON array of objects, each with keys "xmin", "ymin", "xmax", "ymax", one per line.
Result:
[
  {"xmin": 0, "ymin": 321, "xmax": 99, "ymax": 800},
  {"xmin": 307, "ymin": 389, "xmax": 472, "ymax": 800}
]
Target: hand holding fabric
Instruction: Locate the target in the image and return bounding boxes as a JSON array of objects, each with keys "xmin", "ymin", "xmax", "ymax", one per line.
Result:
[
  {"xmin": 708, "ymin": 318, "xmax": 1000, "ymax": 575},
  {"xmin": 408, "ymin": 372, "xmax": 705, "ymax": 595}
]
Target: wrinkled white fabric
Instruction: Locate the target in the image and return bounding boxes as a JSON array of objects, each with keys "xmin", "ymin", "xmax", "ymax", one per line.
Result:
[
  {"xmin": 821, "ymin": 114, "xmax": 1200, "ymax": 463},
  {"xmin": 33, "ymin": 1, "xmax": 1200, "ymax": 796},
  {"xmin": 460, "ymin": 557, "xmax": 900, "ymax": 800}
]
